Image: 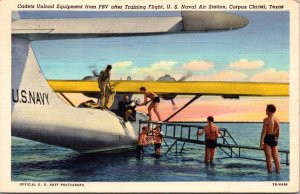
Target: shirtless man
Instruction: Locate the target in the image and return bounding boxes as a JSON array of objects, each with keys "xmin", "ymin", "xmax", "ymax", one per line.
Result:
[
  {"xmin": 197, "ymin": 116, "xmax": 221, "ymax": 165},
  {"xmin": 153, "ymin": 126, "xmax": 163, "ymax": 156},
  {"xmin": 137, "ymin": 126, "xmax": 149, "ymax": 156},
  {"xmin": 260, "ymin": 104, "xmax": 280, "ymax": 174},
  {"xmin": 138, "ymin": 87, "xmax": 162, "ymax": 121}
]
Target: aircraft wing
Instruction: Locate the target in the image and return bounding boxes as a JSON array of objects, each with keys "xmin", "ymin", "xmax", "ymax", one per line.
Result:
[
  {"xmin": 47, "ymin": 80, "xmax": 289, "ymax": 96},
  {"xmin": 12, "ymin": 11, "xmax": 249, "ymax": 40}
]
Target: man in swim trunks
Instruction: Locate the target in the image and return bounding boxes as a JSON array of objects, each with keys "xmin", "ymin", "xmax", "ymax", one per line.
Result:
[
  {"xmin": 260, "ymin": 104, "xmax": 280, "ymax": 174},
  {"xmin": 138, "ymin": 87, "xmax": 162, "ymax": 121},
  {"xmin": 197, "ymin": 116, "xmax": 221, "ymax": 166},
  {"xmin": 137, "ymin": 126, "xmax": 149, "ymax": 156},
  {"xmin": 153, "ymin": 126, "xmax": 163, "ymax": 156}
]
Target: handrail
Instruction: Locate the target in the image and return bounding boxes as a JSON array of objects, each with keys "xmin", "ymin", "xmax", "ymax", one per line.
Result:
[{"xmin": 138, "ymin": 120, "xmax": 289, "ymax": 165}]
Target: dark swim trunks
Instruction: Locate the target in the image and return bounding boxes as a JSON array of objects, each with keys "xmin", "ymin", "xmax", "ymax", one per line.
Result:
[
  {"xmin": 264, "ymin": 134, "xmax": 278, "ymax": 147},
  {"xmin": 205, "ymin": 139, "xmax": 217, "ymax": 148},
  {"xmin": 136, "ymin": 145, "xmax": 144, "ymax": 156},
  {"xmin": 153, "ymin": 97, "xmax": 160, "ymax": 103},
  {"xmin": 154, "ymin": 143, "xmax": 161, "ymax": 150}
]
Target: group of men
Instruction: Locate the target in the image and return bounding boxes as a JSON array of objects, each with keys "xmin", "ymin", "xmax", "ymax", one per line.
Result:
[
  {"xmin": 98, "ymin": 65, "xmax": 281, "ymax": 174},
  {"xmin": 198, "ymin": 104, "xmax": 281, "ymax": 174},
  {"xmin": 137, "ymin": 125, "xmax": 163, "ymax": 157},
  {"xmin": 136, "ymin": 104, "xmax": 281, "ymax": 174},
  {"xmin": 98, "ymin": 65, "xmax": 162, "ymax": 122}
]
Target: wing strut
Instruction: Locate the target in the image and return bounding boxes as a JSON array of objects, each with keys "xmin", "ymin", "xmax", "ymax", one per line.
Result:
[{"xmin": 164, "ymin": 95, "xmax": 201, "ymax": 122}]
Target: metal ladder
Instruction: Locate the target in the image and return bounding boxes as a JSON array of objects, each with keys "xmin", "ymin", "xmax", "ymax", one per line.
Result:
[{"xmin": 139, "ymin": 120, "xmax": 290, "ymax": 165}]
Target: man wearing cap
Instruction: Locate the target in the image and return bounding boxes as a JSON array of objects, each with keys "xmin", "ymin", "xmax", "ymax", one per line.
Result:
[
  {"xmin": 98, "ymin": 65, "xmax": 112, "ymax": 109},
  {"xmin": 118, "ymin": 95, "xmax": 136, "ymax": 122}
]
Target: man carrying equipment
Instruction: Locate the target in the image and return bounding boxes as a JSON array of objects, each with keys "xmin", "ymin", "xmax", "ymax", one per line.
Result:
[
  {"xmin": 98, "ymin": 65, "xmax": 112, "ymax": 109},
  {"xmin": 118, "ymin": 95, "xmax": 136, "ymax": 122},
  {"xmin": 138, "ymin": 87, "xmax": 162, "ymax": 121}
]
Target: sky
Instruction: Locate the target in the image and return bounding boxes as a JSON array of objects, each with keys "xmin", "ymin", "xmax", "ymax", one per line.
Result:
[{"xmin": 24, "ymin": 11, "xmax": 290, "ymax": 122}]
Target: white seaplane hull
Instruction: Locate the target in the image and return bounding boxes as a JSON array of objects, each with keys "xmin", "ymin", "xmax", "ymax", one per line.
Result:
[{"xmin": 12, "ymin": 37, "xmax": 137, "ymax": 153}]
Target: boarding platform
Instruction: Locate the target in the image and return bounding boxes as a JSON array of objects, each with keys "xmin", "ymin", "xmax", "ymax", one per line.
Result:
[{"xmin": 139, "ymin": 120, "xmax": 289, "ymax": 165}]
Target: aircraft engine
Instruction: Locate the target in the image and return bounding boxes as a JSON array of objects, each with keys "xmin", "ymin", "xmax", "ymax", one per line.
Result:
[
  {"xmin": 157, "ymin": 74, "xmax": 177, "ymax": 100},
  {"xmin": 157, "ymin": 74, "xmax": 178, "ymax": 110}
]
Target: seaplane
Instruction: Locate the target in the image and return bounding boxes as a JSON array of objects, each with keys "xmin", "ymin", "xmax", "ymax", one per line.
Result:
[{"xmin": 11, "ymin": 11, "xmax": 288, "ymax": 154}]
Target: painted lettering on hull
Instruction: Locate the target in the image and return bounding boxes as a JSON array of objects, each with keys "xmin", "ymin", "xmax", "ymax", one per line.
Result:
[{"xmin": 12, "ymin": 89, "xmax": 49, "ymax": 105}]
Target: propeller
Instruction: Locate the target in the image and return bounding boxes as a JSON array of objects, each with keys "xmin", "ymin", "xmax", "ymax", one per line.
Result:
[
  {"xmin": 178, "ymin": 72, "xmax": 193, "ymax": 81},
  {"xmin": 170, "ymin": 99, "xmax": 177, "ymax": 111},
  {"xmin": 144, "ymin": 75, "xmax": 155, "ymax": 81},
  {"xmin": 81, "ymin": 66, "xmax": 99, "ymax": 98},
  {"xmin": 89, "ymin": 65, "xmax": 99, "ymax": 77}
]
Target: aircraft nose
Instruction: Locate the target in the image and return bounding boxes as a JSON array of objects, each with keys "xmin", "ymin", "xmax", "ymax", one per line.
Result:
[{"xmin": 181, "ymin": 11, "xmax": 249, "ymax": 31}]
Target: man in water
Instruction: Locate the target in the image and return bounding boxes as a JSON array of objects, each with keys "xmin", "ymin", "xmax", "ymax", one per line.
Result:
[
  {"xmin": 138, "ymin": 87, "xmax": 162, "ymax": 121},
  {"xmin": 118, "ymin": 95, "xmax": 135, "ymax": 122},
  {"xmin": 137, "ymin": 126, "xmax": 149, "ymax": 156},
  {"xmin": 197, "ymin": 116, "xmax": 221, "ymax": 166},
  {"xmin": 153, "ymin": 126, "xmax": 163, "ymax": 156},
  {"xmin": 98, "ymin": 64, "xmax": 112, "ymax": 109},
  {"xmin": 260, "ymin": 104, "xmax": 280, "ymax": 174}
]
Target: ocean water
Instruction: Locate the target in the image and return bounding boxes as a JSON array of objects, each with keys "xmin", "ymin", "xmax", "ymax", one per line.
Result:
[{"xmin": 12, "ymin": 123, "xmax": 289, "ymax": 182}]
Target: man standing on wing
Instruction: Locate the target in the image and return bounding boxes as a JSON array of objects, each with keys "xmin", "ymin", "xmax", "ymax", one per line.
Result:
[{"xmin": 98, "ymin": 65, "xmax": 112, "ymax": 109}]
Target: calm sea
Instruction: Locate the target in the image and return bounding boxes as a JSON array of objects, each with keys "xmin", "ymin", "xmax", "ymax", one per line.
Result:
[{"xmin": 12, "ymin": 123, "xmax": 289, "ymax": 182}]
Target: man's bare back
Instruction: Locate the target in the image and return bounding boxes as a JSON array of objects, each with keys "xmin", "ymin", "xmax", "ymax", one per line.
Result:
[
  {"xmin": 263, "ymin": 116, "xmax": 280, "ymax": 136},
  {"xmin": 204, "ymin": 124, "xmax": 219, "ymax": 140},
  {"xmin": 260, "ymin": 104, "xmax": 281, "ymax": 173}
]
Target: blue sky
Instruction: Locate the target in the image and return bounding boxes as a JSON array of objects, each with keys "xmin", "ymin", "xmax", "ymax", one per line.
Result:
[{"xmin": 26, "ymin": 11, "xmax": 289, "ymax": 82}]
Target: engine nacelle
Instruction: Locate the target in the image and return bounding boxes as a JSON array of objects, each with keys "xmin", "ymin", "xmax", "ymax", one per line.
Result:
[{"xmin": 157, "ymin": 74, "xmax": 177, "ymax": 100}]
